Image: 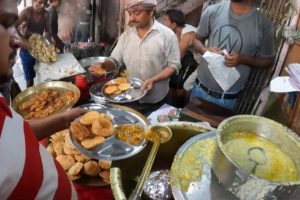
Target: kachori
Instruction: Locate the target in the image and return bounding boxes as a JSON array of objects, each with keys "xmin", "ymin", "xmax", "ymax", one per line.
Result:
[{"xmin": 47, "ymin": 129, "xmax": 111, "ymax": 184}]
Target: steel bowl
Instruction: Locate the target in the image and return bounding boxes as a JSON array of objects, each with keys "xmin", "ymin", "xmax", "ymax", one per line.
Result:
[
  {"xmin": 12, "ymin": 81, "xmax": 80, "ymax": 120},
  {"xmin": 79, "ymin": 56, "xmax": 115, "ymax": 83},
  {"xmin": 110, "ymin": 121, "xmax": 208, "ymax": 200},
  {"xmin": 213, "ymin": 115, "xmax": 300, "ymax": 200}
]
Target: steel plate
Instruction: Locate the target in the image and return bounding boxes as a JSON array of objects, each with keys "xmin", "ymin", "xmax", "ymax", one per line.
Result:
[
  {"xmin": 28, "ymin": 34, "xmax": 56, "ymax": 64},
  {"xmin": 102, "ymin": 77, "xmax": 147, "ymax": 103},
  {"xmin": 170, "ymin": 131, "xmax": 237, "ymax": 200},
  {"xmin": 12, "ymin": 81, "xmax": 80, "ymax": 119},
  {"xmin": 79, "ymin": 56, "xmax": 107, "ymax": 67},
  {"xmin": 70, "ymin": 103, "xmax": 150, "ymax": 161}
]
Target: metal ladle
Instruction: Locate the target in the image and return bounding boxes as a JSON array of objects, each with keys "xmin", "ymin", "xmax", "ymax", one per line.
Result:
[
  {"xmin": 237, "ymin": 147, "xmax": 267, "ymax": 180},
  {"xmin": 128, "ymin": 125, "xmax": 172, "ymax": 200}
]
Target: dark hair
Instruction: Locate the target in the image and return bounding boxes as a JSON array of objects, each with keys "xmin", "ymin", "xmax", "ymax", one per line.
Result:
[{"xmin": 165, "ymin": 9, "xmax": 185, "ymax": 28}]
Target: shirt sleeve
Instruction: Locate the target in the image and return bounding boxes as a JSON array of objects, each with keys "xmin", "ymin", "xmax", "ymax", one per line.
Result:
[
  {"xmin": 165, "ymin": 33, "xmax": 181, "ymax": 74},
  {"xmin": 109, "ymin": 33, "xmax": 126, "ymax": 68},
  {"xmin": 196, "ymin": 7, "xmax": 212, "ymax": 38},
  {"xmin": 258, "ymin": 16, "xmax": 275, "ymax": 58}
]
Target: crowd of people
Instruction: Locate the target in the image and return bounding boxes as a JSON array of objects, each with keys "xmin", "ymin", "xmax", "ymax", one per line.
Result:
[{"xmin": 0, "ymin": 0, "xmax": 275, "ymax": 198}]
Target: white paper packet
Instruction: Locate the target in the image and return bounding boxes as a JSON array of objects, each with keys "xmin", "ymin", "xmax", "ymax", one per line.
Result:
[{"xmin": 203, "ymin": 50, "xmax": 240, "ymax": 92}]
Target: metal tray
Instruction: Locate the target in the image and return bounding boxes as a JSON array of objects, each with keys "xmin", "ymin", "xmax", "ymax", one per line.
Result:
[
  {"xmin": 79, "ymin": 56, "xmax": 107, "ymax": 67},
  {"xmin": 28, "ymin": 34, "xmax": 56, "ymax": 64},
  {"xmin": 170, "ymin": 131, "xmax": 237, "ymax": 200},
  {"xmin": 102, "ymin": 77, "xmax": 147, "ymax": 103},
  {"xmin": 70, "ymin": 103, "xmax": 150, "ymax": 161},
  {"xmin": 12, "ymin": 81, "xmax": 80, "ymax": 119}
]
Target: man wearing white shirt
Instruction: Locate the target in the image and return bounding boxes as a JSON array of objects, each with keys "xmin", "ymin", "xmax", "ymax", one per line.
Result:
[{"xmin": 99, "ymin": 0, "xmax": 181, "ymax": 114}]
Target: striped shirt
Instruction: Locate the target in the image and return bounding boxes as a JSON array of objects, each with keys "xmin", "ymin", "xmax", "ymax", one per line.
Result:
[{"xmin": 0, "ymin": 96, "xmax": 77, "ymax": 200}]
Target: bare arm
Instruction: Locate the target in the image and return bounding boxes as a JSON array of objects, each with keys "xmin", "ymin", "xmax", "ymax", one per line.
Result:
[
  {"xmin": 179, "ymin": 32, "xmax": 195, "ymax": 58},
  {"xmin": 28, "ymin": 108, "xmax": 87, "ymax": 140},
  {"xmin": 15, "ymin": 8, "xmax": 29, "ymax": 30},
  {"xmin": 193, "ymin": 34, "xmax": 223, "ymax": 55},
  {"xmin": 142, "ymin": 66, "xmax": 176, "ymax": 91},
  {"xmin": 225, "ymin": 52, "xmax": 274, "ymax": 69}
]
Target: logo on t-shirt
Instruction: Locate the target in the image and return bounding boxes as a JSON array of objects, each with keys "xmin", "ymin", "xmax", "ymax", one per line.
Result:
[{"xmin": 212, "ymin": 24, "xmax": 243, "ymax": 53}]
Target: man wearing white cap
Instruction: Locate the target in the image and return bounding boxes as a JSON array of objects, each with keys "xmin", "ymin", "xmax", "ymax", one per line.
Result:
[{"xmin": 99, "ymin": 0, "xmax": 181, "ymax": 115}]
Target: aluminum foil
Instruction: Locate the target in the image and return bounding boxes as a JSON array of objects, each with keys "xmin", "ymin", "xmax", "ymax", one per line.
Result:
[{"xmin": 143, "ymin": 170, "xmax": 172, "ymax": 200}]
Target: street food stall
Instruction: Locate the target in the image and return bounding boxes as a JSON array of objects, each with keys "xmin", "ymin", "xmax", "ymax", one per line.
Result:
[{"xmin": 9, "ymin": 0, "xmax": 300, "ymax": 200}]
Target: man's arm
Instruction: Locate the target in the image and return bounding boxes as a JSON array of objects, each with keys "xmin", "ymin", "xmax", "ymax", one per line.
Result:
[
  {"xmin": 179, "ymin": 32, "xmax": 195, "ymax": 58},
  {"xmin": 193, "ymin": 34, "xmax": 223, "ymax": 55},
  {"xmin": 142, "ymin": 67, "xmax": 176, "ymax": 91},
  {"xmin": 15, "ymin": 8, "xmax": 28, "ymax": 30},
  {"xmin": 225, "ymin": 52, "xmax": 274, "ymax": 69},
  {"xmin": 29, "ymin": 108, "xmax": 87, "ymax": 140}
]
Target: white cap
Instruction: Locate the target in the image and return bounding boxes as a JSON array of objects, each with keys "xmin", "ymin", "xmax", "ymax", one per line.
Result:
[{"xmin": 125, "ymin": 0, "xmax": 157, "ymax": 11}]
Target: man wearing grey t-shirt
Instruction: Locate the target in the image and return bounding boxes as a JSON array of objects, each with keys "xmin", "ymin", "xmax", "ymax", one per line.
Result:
[{"xmin": 191, "ymin": 0, "xmax": 275, "ymax": 110}]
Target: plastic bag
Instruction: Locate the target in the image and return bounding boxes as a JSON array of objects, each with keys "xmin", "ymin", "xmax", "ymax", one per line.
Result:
[{"xmin": 203, "ymin": 50, "xmax": 240, "ymax": 92}]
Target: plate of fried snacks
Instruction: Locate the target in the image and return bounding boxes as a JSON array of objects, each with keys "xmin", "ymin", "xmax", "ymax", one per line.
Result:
[
  {"xmin": 69, "ymin": 103, "xmax": 150, "ymax": 160},
  {"xmin": 102, "ymin": 77, "xmax": 147, "ymax": 103},
  {"xmin": 28, "ymin": 33, "xmax": 59, "ymax": 63},
  {"xmin": 47, "ymin": 129, "xmax": 111, "ymax": 186},
  {"xmin": 12, "ymin": 81, "xmax": 80, "ymax": 120}
]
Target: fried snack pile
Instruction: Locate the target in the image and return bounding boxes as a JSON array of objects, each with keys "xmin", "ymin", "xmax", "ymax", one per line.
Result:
[
  {"xmin": 104, "ymin": 77, "xmax": 131, "ymax": 96},
  {"xmin": 70, "ymin": 111, "xmax": 114, "ymax": 149},
  {"xmin": 47, "ymin": 129, "xmax": 111, "ymax": 183},
  {"xmin": 19, "ymin": 89, "xmax": 77, "ymax": 120},
  {"xmin": 88, "ymin": 63, "xmax": 107, "ymax": 76},
  {"xmin": 28, "ymin": 34, "xmax": 59, "ymax": 63}
]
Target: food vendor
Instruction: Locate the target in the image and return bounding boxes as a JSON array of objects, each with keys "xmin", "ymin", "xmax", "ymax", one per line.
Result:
[{"xmin": 97, "ymin": 0, "xmax": 181, "ymax": 115}]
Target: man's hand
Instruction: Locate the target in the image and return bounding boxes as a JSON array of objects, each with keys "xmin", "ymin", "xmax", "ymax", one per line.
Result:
[
  {"xmin": 61, "ymin": 108, "xmax": 88, "ymax": 128},
  {"xmin": 141, "ymin": 78, "xmax": 154, "ymax": 92},
  {"xmin": 224, "ymin": 52, "xmax": 240, "ymax": 67},
  {"xmin": 206, "ymin": 47, "xmax": 224, "ymax": 55}
]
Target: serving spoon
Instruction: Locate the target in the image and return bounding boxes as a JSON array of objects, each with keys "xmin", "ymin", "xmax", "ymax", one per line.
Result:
[
  {"xmin": 237, "ymin": 147, "xmax": 267, "ymax": 180},
  {"xmin": 128, "ymin": 125, "xmax": 172, "ymax": 200}
]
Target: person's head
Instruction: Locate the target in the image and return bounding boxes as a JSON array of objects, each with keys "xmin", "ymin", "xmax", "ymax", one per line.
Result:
[
  {"xmin": 33, "ymin": 0, "xmax": 47, "ymax": 13},
  {"xmin": 163, "ymin": 9, "xmax": 185, "ymax": 31},
  {"xmin": 0, "ymin": 0, "xmax": 22, "ymax": 83},
  {"xmin": 125, "ymin": 0, "xmax": 157, "ymax": 28},
  {"xmin": 49, "ymin": 0, "xmax": 61, "ymax": 8}
]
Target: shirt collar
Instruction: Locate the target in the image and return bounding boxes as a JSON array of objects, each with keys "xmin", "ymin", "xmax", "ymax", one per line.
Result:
[{"xmin": 130, "ymin": 19, "xmax": 160, "ymax": 38}]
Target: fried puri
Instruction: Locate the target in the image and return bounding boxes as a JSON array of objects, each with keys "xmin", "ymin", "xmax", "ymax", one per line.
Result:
[
  {"xmin": 70, "ymin": 121, "xmax": 92, "ymax": 141},
  {"xmin": 56, "ymin": 155, "xmax": 76, "ymax": 171},
  {"xmin": 115, "ymin": 77, "xmax": 128, "ymax": 84},
  {"xmin": 104, "ymin": 85, "xmax": 118, "ymax": 95},
  {"xmin": 80, "ymin": 111, "xmax": 101, "ymax": 125},
  {"xmin": 68, "ymin": 162, "xmax": 84, "ymax": 176},
  {"xmin": 98, "ymin": 160, "xmax": 111, "ymax": 170},
  {"xmin": 83, "ymin": 161, "xmax": 101, "ymax": 176},
  {"xmin": 118, "ymin": 83, "xmax": 131, "ymax": 91},
  {"xmin": 81, "ymin": 136, "xmax": 105, "ymax": 149}
]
